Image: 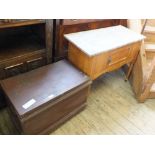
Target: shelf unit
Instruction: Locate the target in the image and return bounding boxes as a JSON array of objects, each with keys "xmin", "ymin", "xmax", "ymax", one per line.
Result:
[
  {"xmin": 0, "ymin": 19, "xmax": 53, "ymax": 80},
  {"xmin": 0, "ymin": 19, "xmax": 46, "ymax": 28}
]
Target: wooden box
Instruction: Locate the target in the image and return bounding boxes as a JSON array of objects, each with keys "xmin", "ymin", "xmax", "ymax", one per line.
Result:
[{"xmin": 1, "ymin": 60, "xmax": 91, "ymax": 134}]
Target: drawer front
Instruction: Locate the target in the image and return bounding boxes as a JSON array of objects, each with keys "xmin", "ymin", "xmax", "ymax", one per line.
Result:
[
  {"xmin": 104, "ymin": 45, "xmax": 133, "ymax": 74},
  {"xmin": 27, "ymin": 57, "xmax": 46, "ymax": 71},
  {"xmin": 4, "ymin": 63, "xmax": 26, "ymax": 78},
  {"xmin": 107, "ymin": 46, "xmax": 132, "ymax": 67},
  {"xmin": 0, "ymin": 50, "xmax": 46, "ymax": 79},
  {"xmin": 92, "ymin": 44, "xmax": 134, "ymax": 79}
]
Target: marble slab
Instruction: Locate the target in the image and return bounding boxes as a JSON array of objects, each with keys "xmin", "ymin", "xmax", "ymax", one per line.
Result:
[{"xmin": 64, "ymin": 25, "xmax": 145, "ymax": 57}]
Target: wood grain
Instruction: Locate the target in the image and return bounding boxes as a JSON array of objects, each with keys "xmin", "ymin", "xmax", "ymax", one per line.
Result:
[
  {"xmin": 68, "ymin": 41, "xmax": 141, "ymax": 80},
  {"xmin": 127, "ymin": 19, "xmax": 155, "ymax": 102}
]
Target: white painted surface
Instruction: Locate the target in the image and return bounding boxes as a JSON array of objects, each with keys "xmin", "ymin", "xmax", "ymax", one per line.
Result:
[{"xmin": 64, "ymin": 25, "xmax": 145, "ymax": 57}]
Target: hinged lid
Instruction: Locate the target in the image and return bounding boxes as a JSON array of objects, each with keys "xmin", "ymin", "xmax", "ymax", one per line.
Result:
[{"xmin": 1, "ymin": 60, "xmax": 91, "ymax": 117}]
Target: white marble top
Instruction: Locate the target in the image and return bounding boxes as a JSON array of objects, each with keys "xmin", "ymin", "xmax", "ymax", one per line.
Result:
[{"xmin": 64, "ymin": 25, "xmax": 145, "ymax": 57}]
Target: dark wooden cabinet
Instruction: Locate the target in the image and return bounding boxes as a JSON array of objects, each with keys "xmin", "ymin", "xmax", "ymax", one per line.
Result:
[
  {"xmin": 53, "ymin": 19, "xmax": 127, "ymax": 61},
  {"xmin": 0, "ymin": 19, "xmax": 46, "ymax": 28},
  {"xmin": 0, "ymin": 19, "xmax": 53, "ymax": 80}
]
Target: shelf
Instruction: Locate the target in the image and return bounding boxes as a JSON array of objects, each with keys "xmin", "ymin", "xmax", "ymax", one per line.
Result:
[
  {"xmin": 0, "ymin": 34, "xmax": 45, "ymax": 63},
  {"xmin": 0, "ymin": 20, "xmax": 46, "ymax": 29}
]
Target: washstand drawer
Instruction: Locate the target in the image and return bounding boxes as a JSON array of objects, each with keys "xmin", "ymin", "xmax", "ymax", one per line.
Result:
[
  {"xmin": 105, "ymin": 45, "xmax": 132, "ymax": 72},
  {"xmin": 107, "ymin": 45, "xmax": 132, "ymax": 66}
]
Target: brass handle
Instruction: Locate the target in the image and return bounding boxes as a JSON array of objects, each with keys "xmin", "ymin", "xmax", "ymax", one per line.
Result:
[
  {"xmin": 26, "ymin": 57, "xmax": 42, "ymax": 63},
  {"xmin": 107, "ymin": 56, "xmax": 112, "ymax": 65},
  {"xmin": 5, "ymin": 63, "xmax": 23, "ymax": 70}
]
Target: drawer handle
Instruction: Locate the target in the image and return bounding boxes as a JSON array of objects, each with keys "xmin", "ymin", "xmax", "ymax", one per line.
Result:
[
  {"xmin": 107, "ymin": 56, "xmax": 112, "ymax": 64},
  {"xmin": 26, "ymin": 57, "xmax": 42, "ymax": 63},
  {"xmin": 5, "ymin": 63, "xmax": 23, "ymax": 70}
]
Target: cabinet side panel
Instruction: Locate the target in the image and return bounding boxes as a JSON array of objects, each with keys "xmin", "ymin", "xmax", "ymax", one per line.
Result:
[{"xmin": 68, "ymin": 43, "xmax": 93, "ymax": 77}]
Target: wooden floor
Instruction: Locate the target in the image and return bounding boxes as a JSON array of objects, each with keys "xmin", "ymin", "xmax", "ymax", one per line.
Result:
[{"xmin": 1, "ymin": 69, "xmax": 155, "ymax": 135}]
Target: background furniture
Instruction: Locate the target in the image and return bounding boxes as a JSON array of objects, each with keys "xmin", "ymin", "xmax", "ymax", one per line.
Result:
[
  {"xmin": 65, "ymin": 25, "xmax": 144, "ymax": 80},
  {"xmin": 128, "ymin": 19, "xmax": 155, "ymax": 102},
  {"xmin": 0, "ymin": 19, "xmax": 53, "ymax": 80},
  {"xmin": 1, "ymin": 60, "xmax": 91, "ymax": 134},
  {"xmin": 53, "ymin": 19, "xmax": 127, "ymax": 61}
]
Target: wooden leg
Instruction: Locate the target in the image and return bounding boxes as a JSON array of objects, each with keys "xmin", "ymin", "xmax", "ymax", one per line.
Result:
[{"xmin": 124, "ymin": 63, "xmax": 134, "ymax": 81}]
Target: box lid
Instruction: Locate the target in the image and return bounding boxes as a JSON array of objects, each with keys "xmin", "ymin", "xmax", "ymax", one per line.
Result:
[{"xmin": 1, "ymin": 60, "xmax": 91, "ymax": 117}]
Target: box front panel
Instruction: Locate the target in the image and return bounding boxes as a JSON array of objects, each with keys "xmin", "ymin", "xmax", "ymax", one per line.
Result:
[{"xmin": 22, "ymin": 86, "xmax": 90, "ymax": 134}]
